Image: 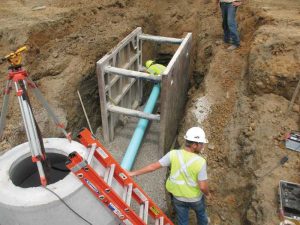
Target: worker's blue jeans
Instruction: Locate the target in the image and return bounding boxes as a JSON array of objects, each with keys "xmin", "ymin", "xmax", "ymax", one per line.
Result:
[
  {"xmin": 173, "ymin": 197, "xmax": 208, "ymax": 225},
  {"xmin": 220, "ymin": 2, "xmax": 240, "ymax": 46}
]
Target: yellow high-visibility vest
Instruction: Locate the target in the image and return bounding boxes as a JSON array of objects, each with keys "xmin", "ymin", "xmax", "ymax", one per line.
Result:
[
  {"xmin": 146, "ymin": 64, "xmax": 166, "ymax": 76},
  {"xmin": 166, "ymin": 150, "xmax": 206, "ymax": 198}
]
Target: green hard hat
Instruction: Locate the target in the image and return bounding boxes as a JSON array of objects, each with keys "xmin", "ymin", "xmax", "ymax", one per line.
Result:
[{"xmin": 145, "ymin": 60, "xmax": 155, "ymax": 68}]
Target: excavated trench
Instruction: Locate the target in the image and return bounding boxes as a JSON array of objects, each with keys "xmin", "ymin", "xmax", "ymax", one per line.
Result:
[
  {"xmin": 2, "ymin": 3, "xmax": 255, "ymax": 225},
  {"xmin": 1, "ymin": 0, "xmax": 300, "ymax": 225},
  {"xmin": 66, "ymin": 4, "xmax": 263, "ymax": 225}
]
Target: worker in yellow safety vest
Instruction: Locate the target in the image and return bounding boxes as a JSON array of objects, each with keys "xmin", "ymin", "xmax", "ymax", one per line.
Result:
[
  {"xmin": 128, "ymin": 127, "xmax": 211, "ymax": 225},
  {"xmin": 145, "ymin": 60, "xmax": 166, "ymax": 76}
]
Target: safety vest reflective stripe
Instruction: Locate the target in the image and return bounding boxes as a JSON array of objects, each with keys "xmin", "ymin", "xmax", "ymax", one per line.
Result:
[
  {"xmin": 147, "ymin": 67, "xmax": 156, "ymax": 75},
  {"xmin": 166, "ymin": 150, "xmax": 205, "ymax": 198},
  {"xmin": 169, "ymin": 151, "xmax": 199, "ymax": 187}
]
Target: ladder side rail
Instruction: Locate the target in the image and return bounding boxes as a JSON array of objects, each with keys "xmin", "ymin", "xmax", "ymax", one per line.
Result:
[
  {"xmin": 77, "ymin": 128, "xmax": 174, "ymax": 225},
  {"xmin": 66, "ymin": 152, "xmax": 146, "ymax": 225}
]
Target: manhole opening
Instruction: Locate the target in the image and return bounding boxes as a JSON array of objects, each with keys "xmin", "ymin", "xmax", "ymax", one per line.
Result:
[{"xmin": 10, "ymin": 152, "xmax": 69, "ymax": 188}]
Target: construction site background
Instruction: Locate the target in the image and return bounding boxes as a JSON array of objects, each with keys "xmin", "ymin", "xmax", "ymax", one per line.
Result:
[{"xmin": 0, "ymin": 0, "xmax": 299, "ymax": 224}]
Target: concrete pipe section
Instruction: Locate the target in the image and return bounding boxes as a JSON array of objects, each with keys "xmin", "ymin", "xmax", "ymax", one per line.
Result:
[{"xmin": 0, "ymin": 138, "xmax": 120, "ymax": 225}]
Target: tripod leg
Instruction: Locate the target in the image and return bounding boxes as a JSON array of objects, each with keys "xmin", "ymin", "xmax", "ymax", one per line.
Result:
[
  {"xmin": 15, "ymin": 81, "xmax": 49, "ymax": 186},
  {"xmin": 22, "ymin": 96, "xmax": 48, "ymax": 185},
  {"xmin": 20, "ymin": 80, "xmax": 51, "ymax": 175},
  {"xmin": 0, "ymin": 80, "xmax": 12, "ymax": 138},
  {"xmin": 27, "ymin": 78, "xmax": 71, "ymax": 140}
]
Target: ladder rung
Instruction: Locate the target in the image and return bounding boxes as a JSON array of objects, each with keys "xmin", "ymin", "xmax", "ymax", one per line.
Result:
[
  {"xmin": 139, "ymin": 204, "xmax": 144, "ymax": 220},
  {"xmin": 122, "ymin": 186, "xmax": 127, "ymax": 201},
  {"xmin": 104, "ymin": 167, "xmax": 109, "ymax": 182},
  {"xmin": 107, "ymin": 164, "xmax": 115, "ymax": 186},
  {"xmin": 125, "ymin": 183, "xmax": 133, "ymax": 206},
  {"xmin": 86, "ymin": 143, "xmax": 97, "ymax": 164},
  {"xmin": 143, "ymin": 200, "xmax": 149, "ymax": 224},
  {"xmin": 160, "ymin": 217, "xmax": 164, "ymax": 225},
  {"xmin": 123, "ymin": 219, "xmax": 134, "ymax": 225},
  {"xmin": 133, "ymin": 187, "xmax": 147, "ymax": 202},
  {"xmin": 155, "ymin": 218, "xmax": 160, "ymax": 225}
]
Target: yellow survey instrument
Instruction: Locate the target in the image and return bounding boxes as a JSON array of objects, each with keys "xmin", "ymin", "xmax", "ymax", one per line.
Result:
[{"xmin": 1, "ymin": 46, "xmax": 28, "ymax": 67}]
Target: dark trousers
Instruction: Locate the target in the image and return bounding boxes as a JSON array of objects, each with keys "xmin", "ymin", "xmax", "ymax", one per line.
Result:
[
  {"xmin": 220, "ymin": 2, "xmax": 240, "ymax": 46},
  {"xmin": 172, "ymin": 197, "xmax": 208, "ymax": 225}
]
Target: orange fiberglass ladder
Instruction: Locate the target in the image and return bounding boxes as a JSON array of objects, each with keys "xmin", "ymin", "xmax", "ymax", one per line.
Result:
[{"xmin": 66, "ymin": 128, "xmax": 174, "ymax": 225}]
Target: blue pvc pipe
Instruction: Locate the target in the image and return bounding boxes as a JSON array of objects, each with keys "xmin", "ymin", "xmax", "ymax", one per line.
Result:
[{"xmin": 121, "ymin": 84, "xmax": 161, "ymax": 170}]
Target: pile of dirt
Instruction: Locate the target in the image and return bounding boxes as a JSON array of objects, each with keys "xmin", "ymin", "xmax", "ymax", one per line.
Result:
[
  {"xmin": 177, "ymin": 0, "xmax": 300, "ymax": 224},
  {"xmin": 0, "ymin": 0, "xmax": 300, "ymax": 225},
  {"xmin": 0, "ymin": 0, "xmax": 153, "ymax": 148}
]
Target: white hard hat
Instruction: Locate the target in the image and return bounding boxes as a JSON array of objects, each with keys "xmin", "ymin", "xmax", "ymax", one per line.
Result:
[{"xmin": 184, "ymin": 127, "xmax": 208, "ymax": 143}]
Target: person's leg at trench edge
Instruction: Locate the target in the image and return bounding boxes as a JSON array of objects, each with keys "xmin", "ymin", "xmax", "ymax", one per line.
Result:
[
  {"xmin": 191, "ymin": 197, "xmax": 208, "ymax": 225},
  {"xmin": 173, "ymin": 198, "xmax": 189, "ymax": 225},
  {"xmin": 227, "ymin": 3, "xmax": 240, "ymax": 47},
  {"xmin": 220, "ymin": 2, "xmax": 230, "ymax": 44}
]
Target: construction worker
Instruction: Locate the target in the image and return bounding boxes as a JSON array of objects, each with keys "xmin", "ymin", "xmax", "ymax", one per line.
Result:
[
  {"xmin": 127, "ymin": 127, "xmax": 210, "ymax": 225},
  {"xmin": 217, "ymin": 0, "xmax": 242, "ymax": 50},
  {"xmin": 145, "ymin": 60, "xmax": 166, "ymax": 75}
]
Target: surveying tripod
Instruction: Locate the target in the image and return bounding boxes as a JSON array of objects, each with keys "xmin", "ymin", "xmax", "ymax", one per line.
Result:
[{"xmin": 0, "ymin": 46, "xmax": 71, "ymax": 186}]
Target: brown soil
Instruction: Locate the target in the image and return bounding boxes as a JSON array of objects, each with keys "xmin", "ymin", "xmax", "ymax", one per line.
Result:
[{"xmin": 0, "ymin": 0, "xmax": 300, "ymax": 224}]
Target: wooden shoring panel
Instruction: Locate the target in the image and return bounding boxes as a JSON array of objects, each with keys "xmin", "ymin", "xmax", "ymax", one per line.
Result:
[
  {"xmin": 96, "ymin": 27, "xmax": 142, "ymax": 143},
  {"xmin": 159, "ymin": 33, "xmax": 192, "ymax": 154}
]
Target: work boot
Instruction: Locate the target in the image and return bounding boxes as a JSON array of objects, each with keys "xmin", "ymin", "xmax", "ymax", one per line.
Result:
[{"xmin": 227, "ymin": 45, "xmax": 239, "ymax": 51}]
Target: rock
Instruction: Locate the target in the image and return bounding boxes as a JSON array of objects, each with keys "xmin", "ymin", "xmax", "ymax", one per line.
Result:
[
  {"xmin": 292, "ymin": 104, "xmax": 300, "ymax": 113},
  {"xmin": 208, "ymin": 143, "xmax": 215, "ymax": 150},
  {"xmin": 269, "ymin": 75, "xmax": 277, "ymax": 84},
  {"xmin": 255, "ymin": 81, "xmax": 265, "ymax": 89},
  {"xmin": 215, "ymin": 40, "xmax": 222, "ymax": 45},
  {"xmin": 32, "ymin": 6, "xmax": 46, "ymax": 11},
  {"xmin": 250, "ymin": 122, "xmax": 256, "ymax": 130},
  {"xmin": 226, "ymin": 92, "xmax": 230, "ymax": 99},
  {"xmin": 53, "ymin": 52, "xmax": 59, "ymax": 58}
]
